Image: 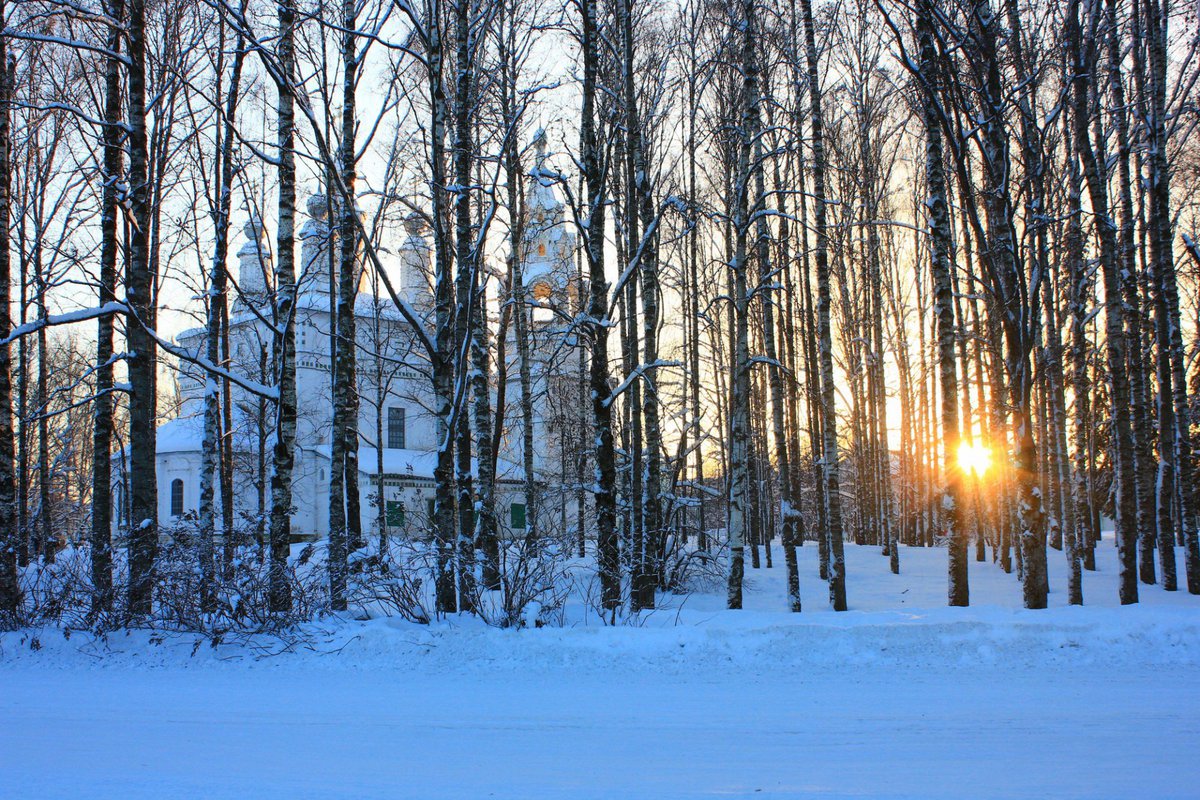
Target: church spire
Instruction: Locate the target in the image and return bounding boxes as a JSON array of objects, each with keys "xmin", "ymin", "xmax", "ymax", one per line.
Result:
[{"xmin": 532, "ymin": 127, "xmax": 548, "ymax": 174}]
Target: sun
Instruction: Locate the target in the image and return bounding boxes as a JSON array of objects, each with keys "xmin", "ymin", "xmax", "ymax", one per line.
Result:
[{"xmin": 958, "ymin": 441, "xmax": 992, "ymax": 478}]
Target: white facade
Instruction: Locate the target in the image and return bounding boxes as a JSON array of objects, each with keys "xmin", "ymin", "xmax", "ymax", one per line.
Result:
[{"xmin": 140, "ymin": 150, "xmax": 581, "ymax": 543}]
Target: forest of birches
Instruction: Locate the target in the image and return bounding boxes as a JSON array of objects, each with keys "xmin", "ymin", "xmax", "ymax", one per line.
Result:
[{"xmin": 0, "ymin": 0, "xmax": 1198, "ymax": 632}]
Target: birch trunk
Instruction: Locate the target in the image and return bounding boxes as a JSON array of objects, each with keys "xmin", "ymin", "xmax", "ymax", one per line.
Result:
[
  {"xmin": 487, "ymin": 0, "xmax": 524, "ymax": 588},
  {"xmin": 427, "ymin": 0, "xmax": 459, "ymax": 614},
  {"xmin": 618, "ymin": 0, "xmax": 662, "ymax": 608},
  {"xmin": 200, "ymin": 14, "xmax": 246, "ymax": 614},
  {"xmin": 725, "ymin": 0, "xmax": 758, "ymax": 610},
  {"xmin": 972, "ymin": 0, "xmax": 1046, "ymax": 607},
  {"xmin": 89, "ymin": 0, "xmax": 124, "ymax": 616},
  {"xmin": 1143, "ymin": 0, "xmax": 1195, "ymax": 591},
  {"xmin": 269, "ymin": 0, "xmax": 298, "ymax": 614},
  {"xmin": 0, "ymin": 8, "xmax": 18, "ymax": 618},
  {"xmin": 800, "ymin": 0, "xmax": 846, "ymax": 610},
  {"xmin": 1064, "ymin": 99, "xmax": 1087, "ymax": 603},
  {"xmin": 328, "ymin": 0, "xmax": 363, "ymax": 611},
  {"xmin": 126, "ymin": 0, "xmax": 159, "ymax": 616},
  {"xmin": 756, "ymin": 120, "xmax": 800, "ymax": 608},
  {"xmin": 685, "ymin": 8, "xmax": 706, "ymax": 552},
  {"xmin": 471, "ymin": 239, "xmax": 497, "ymax": 593},
  {"xmin": 1068, "ymin": 0, "xmax": 1138, "ymax": 603},
  {"xmin": 36, "ymin": 269, "xmax": 50, "ymax": 561},
  {"xmin": 580, "ymin": 0, "xmax": 620, "ymax": 611},
  {"xmin": 451, "ymin": 0, "xmax": 477, "ymax": 612},
  {"xmin": 916, "ymin": 0, "xmax": 966, "ymax": 605}
]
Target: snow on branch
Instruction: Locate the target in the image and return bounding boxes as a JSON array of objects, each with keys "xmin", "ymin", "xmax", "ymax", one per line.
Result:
[
  {"xmin": 1, "ymin": 301, "xmax": 127, "ymax": 346},
  {"xmin": 604, "ymin": 359, "xmax": 682, "ymax": 408},
  {"xmin": 126, "ymin": 313, "xmax": 281, "ymax": 401}
]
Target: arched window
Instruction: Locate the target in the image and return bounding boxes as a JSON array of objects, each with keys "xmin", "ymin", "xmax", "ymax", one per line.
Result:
[
  {"xmin": 531, "ymin": 282, "xmax": 553, "ymax": 323},
  {"xmin": 170, "ymin": 479, "xmax": 184, "ymax": 517}
]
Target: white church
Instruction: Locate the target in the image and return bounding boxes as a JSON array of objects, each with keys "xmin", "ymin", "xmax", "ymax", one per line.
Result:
[{"xmin": 142, "ymin": 137, "xmax": 583, "ymax": 543}]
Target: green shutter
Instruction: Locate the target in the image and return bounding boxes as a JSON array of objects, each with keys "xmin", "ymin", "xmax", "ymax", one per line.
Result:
[
  {"xmin": 510, "ymin": 503, "xmax": 526, "ymax": 530},
  {"xmin": 386, "ymin": 501, "xmax": 405, "ymax": 527}
]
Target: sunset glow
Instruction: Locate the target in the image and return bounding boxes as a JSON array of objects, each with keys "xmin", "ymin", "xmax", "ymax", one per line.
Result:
[{"xmin": 958, "ymin": 441, "xmax": 993, "ymax": 478}]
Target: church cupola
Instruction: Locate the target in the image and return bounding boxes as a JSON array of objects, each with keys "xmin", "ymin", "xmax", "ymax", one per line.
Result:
[
  {"xmin": 399, "ymin": 212, "xmax": 433, "ymax": 312},
  {"xmin": 299, "ymin": 193, "xmax": 333, "ymax": 293},
  {"xmin": 235, "ymin": 213, "xmax": 272, "ymax": 308}
]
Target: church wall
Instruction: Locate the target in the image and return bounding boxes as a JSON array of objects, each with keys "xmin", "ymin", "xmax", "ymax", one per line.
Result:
[{"xmin": 157, "ymin": 174, "xmax": 581, "ymax": 547}]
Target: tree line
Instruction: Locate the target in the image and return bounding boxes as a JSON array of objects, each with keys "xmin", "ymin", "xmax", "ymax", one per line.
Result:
[{"xmin": 0, "ymin": 0, "xmax": 1198, "ymax": 629}]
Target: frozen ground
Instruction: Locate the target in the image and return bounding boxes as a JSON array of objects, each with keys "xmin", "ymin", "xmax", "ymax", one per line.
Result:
[{"xmin": 3, "ymin": 541, "xmax": 1200, "ymax": 799}]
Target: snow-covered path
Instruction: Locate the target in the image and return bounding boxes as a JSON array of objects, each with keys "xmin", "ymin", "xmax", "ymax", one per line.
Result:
[
  {"xmin": 4, "ymin": 663, "xmax": 1197, "ymax": 799},
  {"xmin": 4, "ymin": 543, "xmax": 1199, "ymax": 799}
]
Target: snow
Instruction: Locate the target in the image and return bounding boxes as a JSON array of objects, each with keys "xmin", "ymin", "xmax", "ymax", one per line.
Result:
[
  {"xmin": 1, "ymin": 300, "xmax": 126, "ymax": 344},
  {"xmin": 144, "ymin": 412, "xmax": 270, "ymax": 455},
  {"xmin": 3, "ymin": 541, "xmax": 1199, "ymax": 799},
  {"xmin": 152, "ymin": 414, "xmax": 205, "ymax": 453}
]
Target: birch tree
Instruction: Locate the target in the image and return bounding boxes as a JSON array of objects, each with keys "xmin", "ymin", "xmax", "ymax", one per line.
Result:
[
  {"xmin": 126, "ymin": 0, "xmax": 159, "ymax": 617},
  {"xmin": 576, "ymin": 0, "xmax": 620, "ymax": 611},
  {"xmin": 198, "ymin": 2, "xmax": 247, "ymax": 613},
  {"xmin": 0, "ymin": 0, "xmax": 18, "ymax": 620},
  {"xmin": 268, "ymin": 0, "xmax": 299, "ymax": 614},
  {"xmin": 801, "ymin": 0, "xmax": 848, "ymax": 610},
  {"xmin": 1067, "ymin": 0, "xmax": 1138, "ymax": 604},
  {"xmin": 912, "ymin": 0, "xmax": 968, "ymax": 605}
]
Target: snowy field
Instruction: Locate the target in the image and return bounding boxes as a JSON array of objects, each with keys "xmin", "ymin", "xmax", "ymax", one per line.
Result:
[{"xmin": 3, "ymin": 541, "xmax": 1200, "ymax": 799}]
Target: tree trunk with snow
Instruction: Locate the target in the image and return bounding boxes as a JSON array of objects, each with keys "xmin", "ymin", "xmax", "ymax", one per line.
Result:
[
  {"xmin": 684, "ymin": 3, "xmax": 706, "ymax": 553},
  {"xmin": 1143, "ymin": 0, "xmax": 1198, "ymax": 593},
  {"xmin": 0, "ymin": 9, "xmax": 19, "ymax": 619},
  {"xmin": 451, "ymin": 0, "xmax": 477, "ymax": 612},
  {"xmin": 199, "ymin": 13, "xmax": 246, "ymax": 614},
  {"xmin": 89, "ymin": 0, "xmax": 124, "ymax": 617},
  {"xmin": 916, "ymin": 0, "xmax": 967, "ymax": 606},
  {"xmin": 800, "ymin": 0, "xmax": 846, "ymax": 610},
  {"xmin": 618, "ymin": 0, "xmax": 662, "ymax": 609},
  {"xmin": 268, "ymin": 0, "xmax": 299, "ymax": 614},
  {"xmin": 427, "ymin": 0, "xmax": 459, "ymax": 614},
  {"xmin": 725, "ymin": 0, "xmax": 759, "ymax": 611},
  {"xmin": 580, "ymin": 0, "xmax": 620, "ymax": 611},
  {"xmin": 126, "ymin": 0, "xmax": 158, "ymax": 617},
  {"xmin": 328, "ymin": 0, "xmax": 363, "ymax": 612},
  {"xmin": 490, "ymin": 2, "xmax": 524, "ymax": 588},
  {"xmin": 1068, "ymin": 0, "xmax": 1138, "ymax": 604},
  {"xmin": 1063, "ymin": 101, "xmax": 1087, "ymax": 604},
  {"xmin": 752, "ymin": 84, "xmax": 799, "ymax": 609}
]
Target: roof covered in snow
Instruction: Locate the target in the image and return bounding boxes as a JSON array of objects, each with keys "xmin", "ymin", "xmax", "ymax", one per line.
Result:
[{"xmin": 153, "ymin": 413, "xmax": 271, "ymax": 456}]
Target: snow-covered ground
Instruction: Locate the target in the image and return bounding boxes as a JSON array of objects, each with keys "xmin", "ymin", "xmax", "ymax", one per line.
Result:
[{"xmin": 3, "ymin": 541, "xmax": 1199, "ymax": 799}]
